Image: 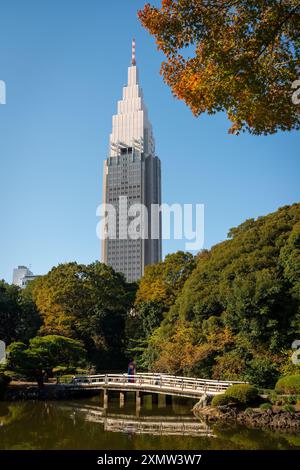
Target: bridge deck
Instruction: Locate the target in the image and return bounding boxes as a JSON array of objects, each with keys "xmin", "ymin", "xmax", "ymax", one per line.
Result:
[{"xmin": 64, "ymin": 373, "xmax": 245, "ymax": 398}]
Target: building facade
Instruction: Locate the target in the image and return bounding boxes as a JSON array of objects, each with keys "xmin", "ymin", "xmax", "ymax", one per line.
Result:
[
  {"xmin": 101, "ymin": 41, "xmax": 162, "ymax": 282},
  {"xmin": 12, "ymin": 266, "xmax": 38, "ymax": 288}
]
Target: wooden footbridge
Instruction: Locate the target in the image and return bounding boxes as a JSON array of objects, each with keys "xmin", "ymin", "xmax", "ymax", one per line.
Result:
[{"xmin": 63, "ymin": 372, "xmax": 244, "ymax": 404}]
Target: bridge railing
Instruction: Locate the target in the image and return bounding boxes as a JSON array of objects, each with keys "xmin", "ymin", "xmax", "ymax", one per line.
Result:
[{"xmin": 69, "ymin": 373, "xmax": 245, "ymax": 394}]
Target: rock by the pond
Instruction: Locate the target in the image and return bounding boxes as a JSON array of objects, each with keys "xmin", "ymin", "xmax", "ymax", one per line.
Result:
[{"xmin": 193, "ymin": 404, "xmax": 300, "ymax": 430}]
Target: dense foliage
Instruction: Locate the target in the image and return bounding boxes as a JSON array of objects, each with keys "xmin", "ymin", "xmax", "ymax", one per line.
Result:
[
  {"xmin": 0, "ymin": 281, "xmax": 42, "ymax": 345},
  {"xmin": 31, "ymin": 262, "xmax": 136, "ymax": 369},
  {"xmin": 135, "ymin": 251, "xmax": 196, "ymax": 309},
  {"xmin": 211, "ymin": 394, "xmax": 231, "ymax": 407},
  {"xmin": 224, "ymin": 384, "xmax": 259, "ymax": 404},
  {"xmin": 212, "ymin": 384, "xmax": 258, "ymax": 406},
  {"xmin": 138, "ymin": 0, "xmax": 300, "ymax": 135},
  {"xmin": 140, "ymin": 203, "xmax": 300, "ymax": 387},
  {"xmin": 126, "ymin": 252, "xmax": 196, "ymax": 367},
  {"xmin": 1, "ymin": 204, "xmax": 299, "ymax": 389},
  {"xmin": 7, "ymin": 335, "xmax": 86, "ymax": 385},
  {"xmin": 275, "ymin": 375, "xmax": 300, "ymax": 394},
  {"xmin": 260, "ymin": 402, "xmax": 273, "ymax": 410}
]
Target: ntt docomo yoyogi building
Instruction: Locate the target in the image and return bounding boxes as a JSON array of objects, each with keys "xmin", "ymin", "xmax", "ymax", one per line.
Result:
[{"xmin": 101, "ymin": 41, "xmax": 162, "ymax": 282}]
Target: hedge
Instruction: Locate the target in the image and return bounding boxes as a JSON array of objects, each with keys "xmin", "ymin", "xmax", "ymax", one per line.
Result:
[
  {"xmin": 211, "ymin": 394, "xmax": 231, "ymax": 407},
  {"xmin": 282, "ymin": 404, "xmax": 296, "ymax": 413},
  {"xmin": 224, "ymin": 384, "xmax": 258, "ymax": 405},
  {"xmin": 275, "ymin": 375, "xmax": 300, "ymax": 395},
  {"xmin": 260, "ymin": 402, "xmax": 272, "ymax": 410}
]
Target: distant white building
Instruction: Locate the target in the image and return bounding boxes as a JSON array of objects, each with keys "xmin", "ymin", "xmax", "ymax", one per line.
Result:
[{"xmin": 12, "ymin": 266, "xmax": 38, "ymax": 288}]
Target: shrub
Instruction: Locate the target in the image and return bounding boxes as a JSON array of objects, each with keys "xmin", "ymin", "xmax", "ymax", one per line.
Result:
[
  {"xmin": 260, "ymin": 403, "xmax": 273, "ymax": 410},
  {"xmin": 284, "ymin": 395, "xmax": 297, "ymax": 405},
  {"xmin": 3, "ymin": 370, "xmax": 28, "ymax": 381},
  {"xmin": 211, "ymin": 393, "xmax": 231, "ymax": 407},
  {"xmin": 275, "ymin": 375, "xmax": 300, "ymax": 394},
  {"xmin": 279, "ymin": 362, "xmax": 300, "ymax": 377},
  {"xmin": 58, "ymin": 375, "xmax": 74, "ymax": 384},
  {"xmin": 283, "ymin": 404, "xmax": 296, "ymax": 413},
  {"xmin": 224, "ymin": 384, "xmax": 259, "ymax": 405},
  {"xmin": 53, "ymin": 366, "xmax": 76, "ymax": 376},
  {"xmin": 266, "ymin": 391, "xmax": 278, "ymax": 404}
]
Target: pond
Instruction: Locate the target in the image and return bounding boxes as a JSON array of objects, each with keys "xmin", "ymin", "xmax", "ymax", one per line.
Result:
[{"xmin": 0, "ymin": 394, "xmax": 299, "ymax": 450}]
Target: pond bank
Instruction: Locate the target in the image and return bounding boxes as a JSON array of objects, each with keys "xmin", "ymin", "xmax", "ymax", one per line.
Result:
[
  {"xmin": 4, "ymin": 381, "xmax": 98, "ymax": 401},
  {"xmin": 193, "ymin": 403, "xmax": 300, "ymax": 431}
]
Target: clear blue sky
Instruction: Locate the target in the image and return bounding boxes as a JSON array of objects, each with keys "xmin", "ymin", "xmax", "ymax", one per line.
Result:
[{"xmin": 0, "ymin": 0, "xmax": 299, "ymax": 283}]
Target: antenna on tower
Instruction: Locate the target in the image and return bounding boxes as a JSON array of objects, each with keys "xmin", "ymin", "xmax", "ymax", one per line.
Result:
[{"xmin": 131, "ymin": 38, "xmax": 136, "ymax": 66}]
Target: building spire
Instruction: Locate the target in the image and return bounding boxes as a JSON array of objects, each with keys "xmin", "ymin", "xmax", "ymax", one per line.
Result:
[{"xmin": 131, "ymin": 38, "xmax": 136, "ymax": 66}]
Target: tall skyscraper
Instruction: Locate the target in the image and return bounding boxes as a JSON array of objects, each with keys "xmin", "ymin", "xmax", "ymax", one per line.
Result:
[
  {"xmin": 101, "ymin": 40, "xmax": 162, "ymax": 282},
  {"xmin": 12, "ymin": 265, "xmax": 38, "ymax": 288}
]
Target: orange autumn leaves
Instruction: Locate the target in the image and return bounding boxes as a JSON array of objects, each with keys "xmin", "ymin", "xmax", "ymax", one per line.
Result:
[{"xmin": 138, "ymin": 0, "xmax": 300, "ymax": 135}]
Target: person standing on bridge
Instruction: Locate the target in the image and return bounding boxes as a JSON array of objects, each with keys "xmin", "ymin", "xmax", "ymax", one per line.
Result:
[{"xmin": 128, "ymin": 359, "xmax": 136, "ymax": 383}]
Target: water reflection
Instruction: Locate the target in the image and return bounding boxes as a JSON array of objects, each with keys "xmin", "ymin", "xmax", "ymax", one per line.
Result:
[
  {"xmin": 0, "ymin": 396, "xmax": 299, "ymax": 450},
  {"xmin": 61, "ymin": 402, "xmax": 214, "ymax": 437}
]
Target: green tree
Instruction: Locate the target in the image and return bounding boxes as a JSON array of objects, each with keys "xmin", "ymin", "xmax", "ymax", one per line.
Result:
[
  {"xmin": 7, "ymin": 335, "xmax": 86, "ymax": 386},
  {"xmin": 0, "ymin": 281, "xmax": 42, "ymax": 345},
  {"xmin": 130, "ymin": 251, "xmax": 196, "ymax": 369},
  {"xmin": 279, "ymin": 221, "xmax": 300, "ymax": 335},
  {"xmin": 139, "ymin": 0, "xmax": 300, "ymax": 135},
  {"xmin": 141, "ymin": 203, "xmax": 300, "ymax": 386},
  {"xmin": 135, "ymin": 251, "xmax": 196, "ymax": 310},
  {"xmin": 244, "ymin": 357, "xmax": 280, "ymax": 388},
  {"xmin": 125, "ymin": 301, "xmax": 165, "ymax": 368},
  {"xmin": 31, "ymin": 262, "xmax": 136, "ymax": 369}
]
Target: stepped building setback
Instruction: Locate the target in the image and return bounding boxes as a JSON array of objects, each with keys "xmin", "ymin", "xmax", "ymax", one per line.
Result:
[{"xmin": 101, "ymin": 40, "xmax": 162, "ymax": 282}]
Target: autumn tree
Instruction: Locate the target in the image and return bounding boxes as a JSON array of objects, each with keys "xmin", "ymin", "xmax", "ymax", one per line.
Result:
[
  {"xmin": 138, "ymin": 0, "xmax": 300, "ymax": 135},
  {"xmin": 135, "ymin": 251, "xmax": 196, "ymax": 309},
  {"xmin": 141, "ymin": 203, "xmax": 300, "ymax": 387},
  {"xmin": 126, "ymin": 252, "xmax": 196, "ymax": 368}
]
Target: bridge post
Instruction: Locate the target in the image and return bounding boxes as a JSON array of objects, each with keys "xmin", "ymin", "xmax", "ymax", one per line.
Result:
[
  {"xmin": 120, "ymin": 391, "xmax": 125, "ymax": 408},
  {"xmin": 136, "ymin": 390, "xmax": 142, "ymax": 412},
  {"xmin": 158, "ymin": 394, "xmax": 166, "ymax": 409},
  {"xmin": 152, "ymin": 393, "xmax": 158, "ymax": 406},
  {"xmin": 103, "ymin": 389, "xmax": 108, "ymax": 409}
]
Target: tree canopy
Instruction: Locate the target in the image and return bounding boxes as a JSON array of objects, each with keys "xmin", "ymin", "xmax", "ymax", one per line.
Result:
[
  {"xmin": 140, "ymin": 203, "xmax": 300, "ymax": 387},
  {"xmin": 7, "ymin": 335, "xmax": 86, "ymax": 384},
  {"xmin": 138, "ymin": 0, "xmax": 300, "ymax": 135},
  {"xmin": 2, "ymin": 205, "xmax": 300, "ymax": 388},
  {"xmin": 31, "ymin": 262, "xmax": 136, "ymax": 369},
  {"xmin": 135, "ymin": 251, "xmax": 196, "ymax": 310},
  {"xmin": 0, "ymin": 281, "xmax": 42, "ymax": 346}
]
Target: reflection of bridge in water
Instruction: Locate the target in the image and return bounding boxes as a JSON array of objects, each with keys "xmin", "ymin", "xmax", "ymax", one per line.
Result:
[{"xmin": 63, "ymin": 403, "xmax": 215, "ymax": 437}]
